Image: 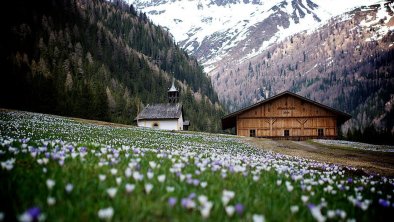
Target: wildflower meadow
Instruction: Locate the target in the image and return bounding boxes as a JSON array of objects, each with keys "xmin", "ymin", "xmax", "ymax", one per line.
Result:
[{"xmin": 0, "ymin": 110, "xmax": 393, "ymax": 221}]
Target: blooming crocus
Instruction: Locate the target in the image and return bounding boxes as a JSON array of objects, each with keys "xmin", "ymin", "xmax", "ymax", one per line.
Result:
[
  {"xmin": 149, "ymin": 161, "xmax": 157, "ymax": 169},
  {"xmin": 252, "ymin": 214, "xmax": 265, "ymax": 222},
  {"xmin": 225, "ymin": 205, "xmax": 235, "ymax": 217},
  {"xmin": 276, "ymin": 180, "xmax": 282, "ymax": 186},
  {"xmin": 285, "ymin": 181, "xmax": 293, "ymax": 192},
  {"xmin": 290, "ymin": 205, "xmax": 299, "ymax": 213},
  {"xmin": 110, "ymin": 168, "xmax": 117, "ymax": 175},
  {"xmin": 124, "ymin": 168, "xmax": 132, "ymax": 178},
  {"xmin": 98, "ymin": 207, "xmax": 114, "ymax": 220},
  {"xmin": 47, "ymin": 196, "xmax": 56, "ymax": 206},
  {"xmin": 192, "ymin": 179, "xmax": 200, "ymax": 186},
  {"xmin": 168, "ymin": 197, "xmax": 177, "ymax": 207},
  {"xmin": 46, "ymin": 179, "xmax": 55, "ymax": 190},
  {"xmin": 147, "ymin": 171, "xmax": 154, "ymax": 180},
  {"xmin": 145, "ymin": 183, "xmax": 153, "ymax": 194},
  {"xmin": 27, "ymin": 207, "xmax": 40, "ymax": 220},
  {"xmin": 99, "ymin": 174, "xmax": 106, "ymax": 181},
  {"xmin": 166, "ymin": 186, "xmax": 175, "ymax": 192},
  {"xmin": 116, "ymin": 177, "xmax": 122, "ymax": 185},
  {"xmin": 106, "ymin": 187, "xmax": 117, "ymax": 198},
  {"xmin": 301, "ymin": 195, "xmax": 309, "ymax": 203},
  {"xmin": 379, "ymin": 199, "xmax": 390, "ymax": 207},
  {"xmin": 308, "ymin": 204, "xmax": 325, "ymax": 222},
  {"xmin": 327, "ymin": 210, "xmax": 335, "ymax": 218},
  {"xmin": 157, "ymin": 174, "xmax": 166, "ymax": 183},
  {"xmin": 222, "ymin": 190, "xmax": 235, "ymax": 205},
  {"xmin": 200, "ymin": 201, "xmax": 213, "ymax": 219},
  {"xmin": 201, "ymin": 181, "xmax": 208, "ymax": 188},
  {"xmin": 65, "ymin": 183, "xmax": 73, "ymax": 193},
  {"xmin": 235, "ymin": 203, "xmax": 244, "ymax": 215},
  {"xmin": 125, "ymin": 184, "xmax": 135, "ymax": 193},
  {"xmin": 181, "ymin": 198, "xmax": 196, "ymax": 209},
  {"xmin": 133, "ymin": 172, "xmax": 143, "ymax": 181},
  {"xmin": 198, "ymin": 195, "xmax": 208, "ymax": 205}
]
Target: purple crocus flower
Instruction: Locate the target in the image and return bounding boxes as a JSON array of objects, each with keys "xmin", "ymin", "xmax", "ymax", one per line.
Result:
[
  {"xmin": 307, "ymin": 203, "xmax": 316, "ymax": 209},
  {"xmin": 379, "ymin": 199, "xmax": 390, "ymax": 207},
  {"xmin": 168, "ymin": 197, "xmax": 177, "ymax": 207},
  {"xmin": 181, "ymin": 198, "xmax": 188, "ymax": 208},
  {"xmin": 235, "ymin": 203, "xmax": 244, "ymax": 215},
  {"xmin": 188, "ymin": 192, "xmax": 196, "ymax": 199},
  {"xmin": 193, "ymin": 179, "xmax": 200, "ymax": 186},
  {"xmin": 347, "ymin": 178, "xmax": 353, "ymax": 183},
  {"xmin": 27, "ymin": 207, "xmax": 41, "ymax": 220}
]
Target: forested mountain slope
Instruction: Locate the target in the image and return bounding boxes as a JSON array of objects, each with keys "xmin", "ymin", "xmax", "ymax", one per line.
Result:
[{"xmin": 0, "ymin": 0, "xmax": 224, "ymax": 132}]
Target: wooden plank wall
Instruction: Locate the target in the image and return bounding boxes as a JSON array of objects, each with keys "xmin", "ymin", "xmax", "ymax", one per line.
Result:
[{"xmin": 236, "ymin": 95, "xmax": 338, "ymax": 138}]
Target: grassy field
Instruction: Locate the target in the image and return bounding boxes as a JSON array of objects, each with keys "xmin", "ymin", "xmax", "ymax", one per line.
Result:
[{"xmin": 0, "ymin": 110, "xmax": 393, "ymax": 221}]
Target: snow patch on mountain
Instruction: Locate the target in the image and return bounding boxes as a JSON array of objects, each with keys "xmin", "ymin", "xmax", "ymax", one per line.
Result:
[{"xmin": 130, "ymin": 0, "xmax": 383, "ymax": 73}]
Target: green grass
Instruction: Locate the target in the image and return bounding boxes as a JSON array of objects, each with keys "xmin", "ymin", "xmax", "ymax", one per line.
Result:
[{"xmin": 0, "ymin": 110, "xmax": 393, "ymax": 221}]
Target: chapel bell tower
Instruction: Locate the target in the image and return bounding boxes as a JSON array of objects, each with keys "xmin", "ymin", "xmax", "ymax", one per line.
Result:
[{"xmin": 168, "ymin": 78, "xmax": 179, "ymax": 103}]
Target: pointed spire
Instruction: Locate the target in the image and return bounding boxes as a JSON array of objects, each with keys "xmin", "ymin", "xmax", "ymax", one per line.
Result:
[
  {"xmin": 168, "ymin": 78, "xmax": 177, "ymax": 92},
  {"xmin": 168, "ymin": 78, "xmax": 179, "ymax": 103}
]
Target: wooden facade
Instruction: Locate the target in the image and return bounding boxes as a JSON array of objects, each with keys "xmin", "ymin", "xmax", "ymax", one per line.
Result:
[{"xmin": 222, "ymin": 91, "xmax": 351, "ymax": 140}]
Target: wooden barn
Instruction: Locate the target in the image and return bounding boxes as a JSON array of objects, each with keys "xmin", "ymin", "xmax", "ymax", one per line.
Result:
[{"xmin": 221, "ymin": 91, "xmax": 351, "ymax": 140}]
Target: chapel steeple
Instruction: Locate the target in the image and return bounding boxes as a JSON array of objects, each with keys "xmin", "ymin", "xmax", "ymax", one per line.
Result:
[{"xmin": 168, "ymin": 78, "xmax": 179, "ymax": 103}]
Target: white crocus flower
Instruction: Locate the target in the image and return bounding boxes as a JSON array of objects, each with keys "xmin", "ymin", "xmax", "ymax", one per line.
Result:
[
  {"xmin": 145, "ymin": 183, "xmax": 153, "ymax": 194},
  {"xmin": 290, "ymin": 205, "xmax": 299, "ymax": 213},
  {"xmin": 252, "ymin": 214, "xmax": 265, "ymax": 222},
  {"xmin": 157, "ymin": 174, "xmax": 166, "ymax": 183},
  {"xmin": 47, "ymin": 196, "xmax": 56, "ymax": 206},
  {"xmin": 110, "ymin": 168, "xmax": 117, "ymax": 175},
  {"xmin": 301, "ymin": 195, "xmax": 309, "ymax": 203},
  {"xmin": 125, "ymin": 184, "xmax": 135, "ymax": 193},
  {"xmin": 116, "ymin": 177, "xmax": 122, "ymax": 185},
  {"xmin": 147, "ymin": 171, "xmax": 154, "ymax": 179},
  {"xmin": 99, "ymin": 174, "xmax": 106, "ymax": 181},
  {"xmin": 98, "ymin": 207, "xmax": 114, "ymax": 220},
  {"xmin": 225, "ymin": 205, "xmax": 235, "ymax": 217},
  {"xmin": 65, "ymin": 183, "xmax": 74, "ymax": 193},
  {"xmin": 106, "ymin": 187, "xmax": 117, "ymax": 198},
  {"xmin": 46, "ymin": 179, "xmax": 55, "ymax": 190}
]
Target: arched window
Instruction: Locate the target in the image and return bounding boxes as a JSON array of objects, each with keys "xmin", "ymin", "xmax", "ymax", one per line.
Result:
[{"xmin": 152, "ymin": 122, "xmax": 159, "ymax": 128}]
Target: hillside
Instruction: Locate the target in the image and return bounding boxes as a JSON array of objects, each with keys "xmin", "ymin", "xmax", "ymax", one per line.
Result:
[
  {"xmin": 1, "ymin": 110, "xmax": 393, "ymax": 221},
  {"xmin": 0, "ymin": 0, "xmax": 224, "ymax": 132}
]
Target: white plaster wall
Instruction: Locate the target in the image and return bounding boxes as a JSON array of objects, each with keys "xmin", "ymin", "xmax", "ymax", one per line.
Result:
[
  {"xmin": 178, "ymin": 115, "xmax": 184, "ymax": 130},
  {"xmin": 137, "ymin": 119, "xmax": 181, "ymax": 131}
]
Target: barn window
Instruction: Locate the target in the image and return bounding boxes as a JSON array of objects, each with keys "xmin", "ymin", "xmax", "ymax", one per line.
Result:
[
  {"xmin": 318, "ymin": 128, "xmax": 324, "ymax": 137},
  {"xmin": 152, "ymin": 122, "xmax": 159, "ymax": 128},
  {"xmin": 250, "ymin": 129, "xmax": 256, "ymax": 137},
  {"xmin": 284, "ymin": 130, "xmax": 290, "ymax": 137}
]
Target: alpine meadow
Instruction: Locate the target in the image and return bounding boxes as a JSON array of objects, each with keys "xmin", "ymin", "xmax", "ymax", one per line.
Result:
[{"xmin": 1, "ymin": 0, "xmax": 394, "ymax": 221}]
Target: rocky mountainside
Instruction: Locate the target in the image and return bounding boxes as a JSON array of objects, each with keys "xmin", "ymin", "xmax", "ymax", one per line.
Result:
[{"xmin": 131, "ymin": 0, "xmax": 379, "ymax": 73}]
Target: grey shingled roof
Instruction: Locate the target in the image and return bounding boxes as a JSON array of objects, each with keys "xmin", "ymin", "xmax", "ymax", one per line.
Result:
[{"xmin": 136, "ymin": 103, "xmax": 182, "ymax": 120}]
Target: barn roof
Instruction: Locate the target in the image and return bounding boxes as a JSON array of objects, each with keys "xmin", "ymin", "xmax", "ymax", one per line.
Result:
[
  {"xmin": 135, "ymin": 103, "xmax": 182, "ymax": 120},
  {"xmin": 222, "ymin": 91, "xmax": 352, "ymax": 129}
]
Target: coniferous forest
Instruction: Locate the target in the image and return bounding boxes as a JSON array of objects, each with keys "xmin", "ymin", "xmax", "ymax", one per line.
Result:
[{"xmin": 0, "ymin": 0, "xmax": 224, "ymax": 132}]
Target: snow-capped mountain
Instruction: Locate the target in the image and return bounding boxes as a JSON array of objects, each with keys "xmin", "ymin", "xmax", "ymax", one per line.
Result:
[{"xmin": 130, "ymin": 0, "xmax": 381, "ymax": 73}]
